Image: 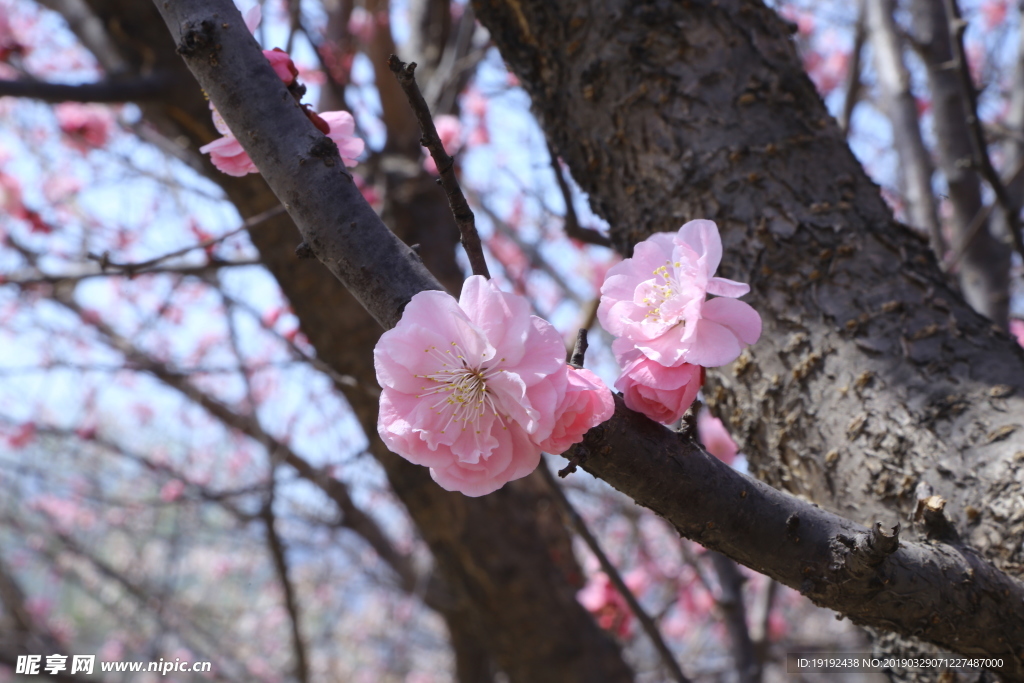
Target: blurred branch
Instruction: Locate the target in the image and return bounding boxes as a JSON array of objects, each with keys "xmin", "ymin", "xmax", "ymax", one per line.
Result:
[
  {"xmin": 3, "ymin": 259, "xmax": 262, "ymax": 287},
  {"xmin": 708, "ymin": 552, "xmax": 760, "ymax": 683},
  {"xmin": 0, "ymin": 75, "xmax": 170, "ymax": 103},
  {"xmin": 46, "ymin": 293, "xmax": 426, "ymax": 601},
  {"xmin": 944, "ymin": 0, "xmax": 1024, "ymax": 264},
  {"xmin": 839, "ymin": 0, "xmax": 867, "ymax": 135},
  {"xmin": 866, "ymin": 0, "xmax": 944, "ymax": 253},
  {"xmin": 547, "ymin": 141, "xmax": 612, "ymax": 248},
  {"xmin": 538, "ymin": 463, "xmax": 691, "ymax": 683},
  {"xmin": 389, "ymin": 55, "xmax": 488, "ymax": 278},
  {"xmin": 260, "ymin": 484, "xmax": 310, "ymax": 683},
  {"xmin": 86, "ymin": 204, "xmax": 284, "ymax": 275}
]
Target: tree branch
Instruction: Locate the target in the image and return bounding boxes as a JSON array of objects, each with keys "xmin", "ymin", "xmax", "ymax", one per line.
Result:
[
  {"xmin": 547, "ymin": 141, "xmax": 612, "ymax": 247},
  {"xmin": 260, "ymin": 485, "xmax": 310, "ymax": 683},
  {"xmin": 388, "ymin": 54, "xmax": 489, "ymax": 278},
  {"xmin": 866, "ymin": 0, "xmax": 944, "ymax": 253},
  {"xmin": 944, "ymin": 0, "xmax": 1024, "ymax": 266},
  {"xmin": 0, "ymin": 75, "xmax": 170, "ymax": 103}
]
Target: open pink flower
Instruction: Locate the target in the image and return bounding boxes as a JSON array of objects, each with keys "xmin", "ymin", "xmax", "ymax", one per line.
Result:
[
  {"xmin": 613, "ymin": 341, "xmax": 702, "ymax": 425},
  {"xmin": 374, "ymin": 276, "xmax": 567, "ymax": 496},
  {"xmin": 598, "ymin": 220, "xmax": 761, "ymax": 368},
  {"xmin": 537, "ymin": 366, "xmax": 614, "ymax": 454}
]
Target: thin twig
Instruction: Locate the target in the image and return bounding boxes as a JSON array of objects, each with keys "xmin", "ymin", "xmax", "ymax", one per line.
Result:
[
  {"xmin": 387, "ymin": 54, "xmax": 489, "ymax": 278},
  {"xmin": 87, "ymin": 204, "xmax": 285, "ymax": 275},
  {"xmin": 945, "ymin": 0, "xmax": 1024, "ymax": 263},
  {"xmin": 546, "ymin": 141, "xmax": 612, "ymax": 248},
  {"xmin": 538, "ymin": 464, "xmax": 691, "ymax": 683},
  {"xmin": 261, "ymin": 483, "xmax": 310, "ymax": 683},
  {"xmin": 3, "ymin": 259, "xmax": 262, "ymax": 287}
]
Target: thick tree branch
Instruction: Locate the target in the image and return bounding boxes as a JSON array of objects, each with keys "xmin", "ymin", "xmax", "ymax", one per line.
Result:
[
  {"xmin": 0, "ymin": 75, "xmax": 170, "ymax": 103},
  {"xmin": 149, "ymin": 0, "xmax": 1024, "ymax": 674},
  {"xmin": 575, "ymin": 399, "xmax": 1024, "ymax": 679}
]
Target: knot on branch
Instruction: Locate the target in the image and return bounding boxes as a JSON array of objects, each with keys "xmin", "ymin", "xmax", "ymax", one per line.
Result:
[
  {"xmin": 177, "ymin": 20, "xmax": 217, "ymax": 58},
  {"xmin": 828, "ymin": 522, "xmax": 900, "ymax": 581}
]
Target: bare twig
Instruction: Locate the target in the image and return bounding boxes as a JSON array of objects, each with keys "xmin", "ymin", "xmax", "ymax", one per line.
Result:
[
  {"xmin": 387, "ymin": 54, "xmax": 489, "ymax": 278},
  {"xmin": 538, "ymin": 463, "xmax": 691, "ymax": 683},
  {"xmin": 3, "ymin": 258, "xmax": 262, "ymax": 287},
  {"xmin": 547, "ymin": 141, "xmax": 612, "ymax": 248},
  {"xmin": 945, "ymin": 0, "xmax": 1024, "ymax": 263},
  {"xmin": 86, "ymin": 204, "xmax": 285, "ymax": 276}
]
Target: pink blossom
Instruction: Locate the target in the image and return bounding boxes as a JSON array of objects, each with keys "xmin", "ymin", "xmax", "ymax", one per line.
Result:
[
  {"xmin": 55, "ymin": 102, "xmax": 114, "ymax": 151},
  {"xmin": 160, "ymin": 479, "xmax": 186, "ymax": 502},
  {"xmin": 697, "ymin": 409, "xmax": 738, "ymax": 466},
  {"xmin": 577, "ymin": 570, "xmax": 646, "ymax": 638},
  {"xmin": 320, "ymin": 110, "xmax": 365, "ymax": 167},
  {"xmin": 537, "ymin": 366, "xmax": 614, "ymax": 454},
  {"xmin": 263, "ymin": 47, "xmax": 298, "ymax": 85},
  {"xmin": 201, "ymin": 109, "xmax": 362, "ymax": 175},
  {"xmin": 199, "ymin": 134, "xmax": 259, "ymax": 176},
  {"xmin": 614, "ymin": 341, "xmax": 702, "ymax": 425},
  {"xmin": 598, "ymin": 219, "xmax": 761, "ymax": 368},
  {"xmin": 1010, "ymin": 319, "xmax": 1024, "ymax": 348},
  {"xmin": 374, "ymin": 275, "xmax": 567, "ymax": 496}
]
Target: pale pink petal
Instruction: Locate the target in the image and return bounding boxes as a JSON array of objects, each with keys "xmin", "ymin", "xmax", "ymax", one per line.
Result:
[
  {"xmin": 706, "ymin": 276, "xmax": 750, "ymax": 298},
  {"xmin": 676, "ymin": 219, "xmax": 723, "ymax": 275},
  {"xmin": 697, "ymin": 409, "xmax": 738, "ymax": 466},
  {"xmin": 680, "ymin": 319, "xmax": 744, "ymax": 368},
  {"xmin": 701, "ymin": 297, "xmax": 762, "ymax": 345},
  {"xmin": 242, "ymin": 4, "xmax": 262, "ymax": 33}
]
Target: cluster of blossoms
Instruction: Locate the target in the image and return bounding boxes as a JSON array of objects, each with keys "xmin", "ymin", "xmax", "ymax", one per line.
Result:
[
  {"xmin": 598, "ymin": 220, "xmax": 761, "ymax": 425},
  {"xmin": 375, "ymin": 221, "xmax": 760, "ymax": 496},
  {"xmin": 200, "ymin": 5, "xmax": 364, "ymax": 176},
  {"xmin": 374, "ymin": 276, "xmax": 614, "ymax": 496}
]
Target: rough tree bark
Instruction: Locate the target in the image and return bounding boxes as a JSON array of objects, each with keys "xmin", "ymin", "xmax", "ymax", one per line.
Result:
[
  {"xmin": 144, "ymin": 0, "xmax": 1024, "ymax": 678},
  {"xmin": 468, "ymin": 0, "xmax": 1024, "ymax": 672},
  {"xmin": 36, "ymin": 0, "xmax": 633, "ymax": 680}
]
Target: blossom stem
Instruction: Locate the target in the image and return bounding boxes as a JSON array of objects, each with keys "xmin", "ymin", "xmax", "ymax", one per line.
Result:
[
  {"xmin": 387, "ymin": 54, "xmax": 490, "ymax": 279},
  {"xmin": 569, "ymin": 328, "xmax": 589, "ymax": 369},
  {"xmin": 538, "ymin": 462, "xmax": 692, "ymax": 683}
]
